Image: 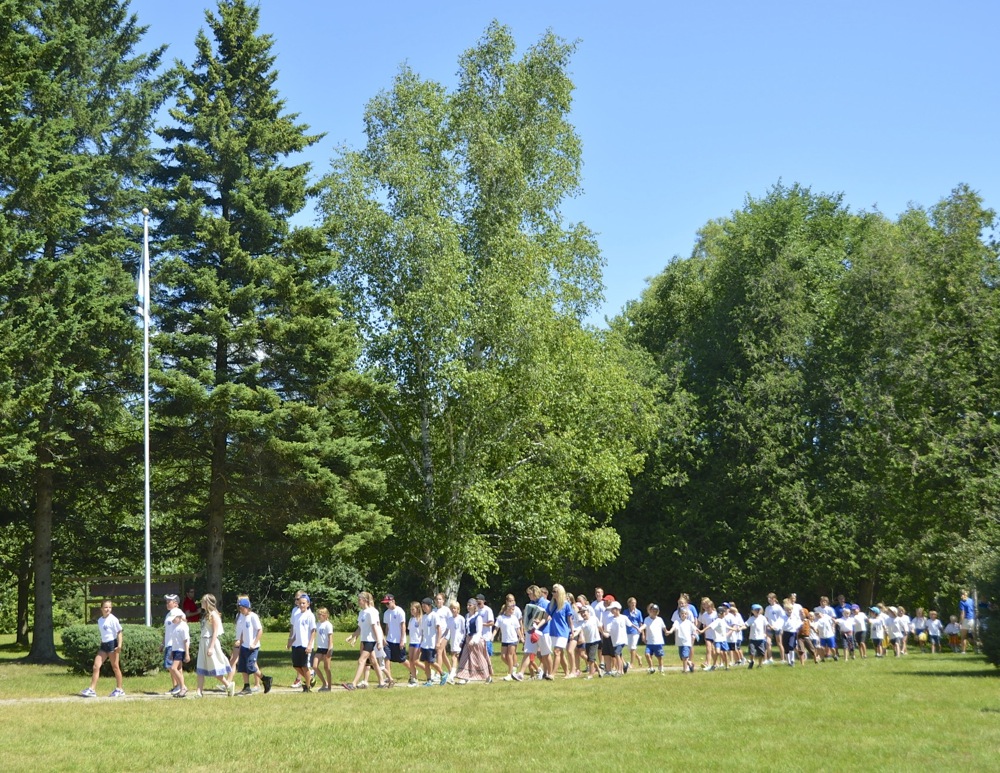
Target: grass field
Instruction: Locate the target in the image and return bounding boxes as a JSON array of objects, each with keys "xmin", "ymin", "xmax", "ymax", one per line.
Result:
[{"xmin": 1, "ymin": 632, "xmax": 998, "ymax": 771}]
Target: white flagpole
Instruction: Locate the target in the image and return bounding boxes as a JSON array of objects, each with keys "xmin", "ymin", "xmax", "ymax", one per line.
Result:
[{"xmin": 142, "ymin": 208, "xmax": 152, "ymax": 627}]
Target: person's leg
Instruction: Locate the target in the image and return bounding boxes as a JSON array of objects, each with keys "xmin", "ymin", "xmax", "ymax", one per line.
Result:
[
  {"xmin": 109, "ymin": 650, "xmax": 123, "ymax": 689},
  {"xmin": 89, "ymin": 650, "xmax": 106, "ymax": 691}
]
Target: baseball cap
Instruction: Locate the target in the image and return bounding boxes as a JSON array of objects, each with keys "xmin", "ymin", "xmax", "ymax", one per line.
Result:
[
  {"xmin": 603, "ymin": 594, "xmax": 615, "ymax": 604},
  {"xmin": 167, "ymin": 607, "xmax": 184, "ymax": 619},
  {"xmin": 163, "ymin": 593, "xmax": 179, "ymax": 602},
  {"xmin": 609, "ymin": 601, "xmax": 622, "ymax": 610},
  {"xmin": 751, "ymin": 604, "xmax": 762, "ymax": 611},
  {"xmin": 381, "ymin": 594, "xmax": 394, "ymax": 604},
  {"xmin": 422, "ymin": 597, "xmax": 434, "ymax": 606},
  {"xmin": 650, "ymin": 604, "xmax": 659, "ymax": 611},
  {"xmin": 238, "ymin": 598, "xmax": 251, "ymax": 608},
  {"xmin": 475, "ymin": 593, "xmax": 486, "ymax": 601}
]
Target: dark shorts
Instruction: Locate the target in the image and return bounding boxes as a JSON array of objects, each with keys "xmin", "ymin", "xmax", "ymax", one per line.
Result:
[
  {"xmin": 99, "ymin": 641, "xmax": 116, "ymax": 654},
  {"xmin": 291, "ymin": 645, "xmax": 308, "ymax": 668},
  {"xmin": 585, "ymin": 642, "xmax": 600, "ymax": 663},
  {"xmin": 420, "ymin": 647, "xmax": 437, "ymax": 664},
  {"xmin": 842, "ymin": 632, "xmax": 855, "ymax": 651},
  {"xmin": 600, "ymin": 637, "xmax": 615, "ymax": 657},
  {"xmin": 361, "ymin": 641, "xmax": 376, "ymax": 652},
  {"xmin": 315, "ymin": 647, "xmax": 330, "ymax": 656},
  {"xmin": 171, "ymin": 650, "xmax": 186, "ymax": 663},
  {"xmin": 678, "ymin": 645, "xmax": 692, "ymax": 659},
  {"xmin": 645, "ymin": 644, "xmax": 664, "ymax": 658},
  {"xmin": 749, "ymin": 639, "xmax": 767, "ymax": 657},
  {"xmin": 387, "ymin": 641, "xmax": 405, "ymax": 662},
  {"xmin": 237, "ymin": 646, "xmax": 259, "ymax": 674},
  {"xmin": 502, "ymin": 640, "xmax": 518, "ymax": 648},
  {"xmin": 612, "ymin": 644, "xmax": 624, "ymax": 656},
  {"xmin": 854, "ymin": 631, "xmax": 867, "ymax": 645}
]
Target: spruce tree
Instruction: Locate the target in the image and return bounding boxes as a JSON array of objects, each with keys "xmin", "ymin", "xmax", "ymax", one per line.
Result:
[
  {"xmin": 153, "ymin": 0, "xmax": 385, "ymax": 600},
  {"xmin": 0, "ymin": 0, "xmax": 167, "ymax": 661}
]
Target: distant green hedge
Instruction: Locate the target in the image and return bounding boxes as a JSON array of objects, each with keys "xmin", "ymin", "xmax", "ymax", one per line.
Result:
[{"xmin": 61, "ymin": 625, "xmax": 163, "ymax": 676}]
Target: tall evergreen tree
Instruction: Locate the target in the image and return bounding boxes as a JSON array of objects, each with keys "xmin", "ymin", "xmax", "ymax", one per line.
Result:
[
  {"xmin": 153, "ymin": 0, "xmax": 385, "ymax": 600},
  {"xmin": 0, "ymin": 0, "xmax": 167, "ymax": 661}
]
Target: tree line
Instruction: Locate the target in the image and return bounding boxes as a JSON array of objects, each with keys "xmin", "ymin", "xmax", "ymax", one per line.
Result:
[{"xmin": 1, "ymin": 0, "xmax": 996, "ymax": 664}]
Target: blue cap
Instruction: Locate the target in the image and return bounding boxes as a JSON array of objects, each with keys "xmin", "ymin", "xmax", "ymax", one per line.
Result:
[
  {"xmin": 238, "ymin": 598, "xmax": 251, "ymax": 608},
  {"xmin": 751, "ymin": 604, "xmax": 762, "ymax": 611}
]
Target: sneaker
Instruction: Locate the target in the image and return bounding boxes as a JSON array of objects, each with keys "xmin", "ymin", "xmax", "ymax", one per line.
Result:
[
  {"xmin": 301, "ymin": 683, "xmax": 311, "ymax": 692},
  {"xmin": 421, "ymin": 680, "xmax": 435, "ymax": 687},
  {"xmin": 408, "ymin": 676, "xmax": 418, "ymax": 686},
  {"xmin": 748, "ymin": 661, "xmax": 754, "ymax": 670},
  {"xmin": 542, "ymin": 673, "xmax": 554, "ymax": 681},
  {"xmin": 439, "ymin": 672, "xmax": 449, "ymax": 686},
  {"xmin": 109, "ymin": 688, "xmax": 125, "ymax": 698},
  {"xmin": 226, "ymin": 681, "xmax": 237, "ymax": 697},
  {"xmin": 169, "ymin": 685, "xmax": 181, "ymax": 695},
  {"xmin": 623, "ymin": 662, "xmax": 629, "ymax": 673},
  {"xmin": 239, "ymin": 684, "xmax": 253, "ymax": 695},
  {"xmin": 262, "ymin": 675, "xmax": 273, "ymax": 694},
  {"xmin": 502, "ymin": 674, "xmax": 513, "ymax": 682},
  {"xmin": 648, "ymin": 667, "xmax": 655, "ymax": 674},
  {"xmin": 175, "ymin": 688, "xmax": 188, "ymax": 698},
  {"xmin": 80, "ymin": 687, "xmax": 97, "ymax": 698},
  {"xmin": 511, "ymin": 672, "xmax": 523, "ymax": 682}
]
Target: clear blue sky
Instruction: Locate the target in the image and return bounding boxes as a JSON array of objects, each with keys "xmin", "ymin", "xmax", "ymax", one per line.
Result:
[{"xmin": 132, "ymin": 1, "xmax": 1000, "ymax": 325}]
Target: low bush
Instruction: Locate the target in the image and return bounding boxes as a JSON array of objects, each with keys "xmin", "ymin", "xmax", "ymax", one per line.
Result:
[{"xmin": 61, "ymin": 624, "xmax": 163, "ymax": 676}]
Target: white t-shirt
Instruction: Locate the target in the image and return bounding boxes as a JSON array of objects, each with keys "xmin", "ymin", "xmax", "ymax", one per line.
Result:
[
  {"xmin": 383, "ymin": 606, "xmax": 406, "ymax": 644},
  {"xmin": 765, "ymin": 602, "xmax": 786, "ymax": 632},
  {"xmin": 163, "ymin": 609, "xmax": 180, "ymax": 646},
  {"xmin": 836, "ymin": 616, "xmax": 854, "ymax": 635},
  {"xmin": 699, "ymin": 610, "xmax": 718, "ymax": 640},
  {"xmin": 746, "ymin": 614, "xmax": 768, "ymax": 640},
  {"xmin": 926, "ymin": 618, "xmax": 943, "ymax": 636},
  {"xmin": 408, "ymin": 616, "xmax": 422, "ymax": 646},
  {"xmin": 291, "ymin": 609, "xmax": 316, "ymax": 647},
  {"xmin": 674, "ymin": 619, "xmax": 696, "ymax": 648},
  {"xmin": 170, "ymin": 620, "xmax": 190, "ymax": 652},
  {"xmin": 421, "ymin": 611, "xmax": 441, "ymax": 648},
  {"xmin": 478, "ymin": 605, "xmax": 495, "ymax": 639},
  {"xmin": 814, "ymin": 615, "xmax": 835, "ymax": 639},
  {"xmin": 578, "ymin": 617, "xmax": 600, "ymax": 644},
  {"xmin": 643, "ymin": 616, "xmax": 667, "ymax": 646},
  {"xmin": 97, "ymin": 613, "xmax": 122, "ymax": 644},
  {"xmin": 912, "ymin": 615, "xmax": 927, "ymax": 631},
  {"xmin": 869, "ymin": 616, "xmax": 885, "ymax": 639},
  {"xmin": 316, "ymin": 620, "xmax": 333, "ymax": 650},
  {"xmin": 358, "ymin": 606, "xmax": 380, "ymax": 643},
  {"xmin": 449, "ymin": 615, "xmax": 466, "ymax": 649},
  {"xmin": 709, "ymin": 616, "xmax": 729, "ymax": 642},
  {"xmin": 852, "ymin": 612, "xmax": 867, "ymax": 633},
  {"xmin": 608, "ymin": 615, "xmax": 629, "ymax": 646},
  {"xmin": 236, "ymin": 611, "xmax": 262, "ymax": 648},
  {"xmin": 497, "ymin": 613, "xmax": 521, "ymax": 644}
]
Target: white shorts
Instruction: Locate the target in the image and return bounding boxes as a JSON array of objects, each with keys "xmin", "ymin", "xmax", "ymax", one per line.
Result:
[
  {"xmin": 536, "ymin": 633, "xmax": 553, "ymax": 657},
  {"xmin": 552, "ymin": 636, "xmax": 568, "ymax": 650},
  {"xmin": 962, "ymin": 618, "xmax": 975, "ymax": 632},
  {"xmin": 627, "ymin": 632, "xmax": 640, "ymax": 650},
  {"xmin": 524, "ymin": 636, "xmax": 537, "ymax": 654}
]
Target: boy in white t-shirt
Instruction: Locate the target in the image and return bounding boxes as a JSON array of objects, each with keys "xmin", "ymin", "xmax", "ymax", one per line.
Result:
[
  {"xmin": 641, "ymin": 603, "xmax": 668, "ymax": 674},
  {"xmin": 235, "ymin": 596, "xmax": 266, "ymax": 694},
  {"xmin": 745, "ymin": 604, "xmax": 768, "ymax": 669},
  {"xmin": 666, "ymin": 608, "xmax": 697, "ymax": 673},
  {"xmin": 925, "ymin": 610, "xmax": 943, "ymax": 653},
  {"xmin": 381, "ymin": 595, "xmax": 406, "ymax": 683},
  {"xmin": 418, "ymin": 597, "xmax": 446, "ymax": 685},
  {"xmin": 287, "ymin": 593, "xmax": 317, "ymax": 691}
]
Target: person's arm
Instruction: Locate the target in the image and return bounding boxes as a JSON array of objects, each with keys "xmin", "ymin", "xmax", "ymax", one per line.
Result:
[
  {"xmin": 307, "ymin": 623, "xmax": 316, "ymax": 652},
  {"xmin": 251, "ymin": 616, "xmax": 263, "ymax": 649},
  {"xmin": 115, "ymin": 626, "xmax": 123, "ymax": 652},
  {"xmin": 209, "ymin": 612, "xmax": 221, "ymax": 649}
]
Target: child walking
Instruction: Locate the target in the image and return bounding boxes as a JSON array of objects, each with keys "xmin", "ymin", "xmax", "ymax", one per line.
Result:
[
  {"xmin": 168, "ymin": 608, "xmax": 191, "ymax": 697},
  {"xmin": 196, "ymin": 594, "xmax": 236, "ymax": 697},
  {"xmin": 80, "ymin": 600, "xmax": 124, "ymax": 698},
  {"xmin": 315, "ymin": 607, "xmax": 334, "ymax": 691}
]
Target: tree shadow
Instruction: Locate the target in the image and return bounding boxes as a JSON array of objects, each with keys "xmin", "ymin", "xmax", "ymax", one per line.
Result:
[{"xmin": 905, "ymin": 668, "xmax": 998, "ymax": 678}]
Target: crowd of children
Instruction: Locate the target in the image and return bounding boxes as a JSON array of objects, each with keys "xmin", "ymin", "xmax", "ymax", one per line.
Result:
[{"xmin": 78, "ymin": 585, "xmax": 983, "ymax": 697}]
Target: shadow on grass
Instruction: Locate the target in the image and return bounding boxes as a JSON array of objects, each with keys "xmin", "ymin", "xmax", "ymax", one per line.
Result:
[{"xmin": 904, "ymin": 668, "xmax": 999, "ymax": 678}]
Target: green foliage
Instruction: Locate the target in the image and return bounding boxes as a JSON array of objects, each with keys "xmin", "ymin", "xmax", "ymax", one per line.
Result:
[
  {"xmin": 151, "ymin": 0, "xmax": 385, "ymax": 599},
  {"xmin": 60, "ymin": 624, "xmax": 163, "ymax": 676},
  {"xmin": 617, "ymin": 183, "xmax": 1000, "ymax": 604},
  {"xmin": 323, "ymin": 21, "xmax": 656, "ymax": 593}
]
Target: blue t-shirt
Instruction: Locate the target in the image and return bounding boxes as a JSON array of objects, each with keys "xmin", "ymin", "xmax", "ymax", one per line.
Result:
[
  {"xmin": 625, "ymin": 607, "xmax": 643, "ymax": 633},
  {"xmin": 959, "ymin": 597, "xmax": 975, "ymax": 621},
  {"xmin": 547, "ymin": 600, "xmax": 573, "ymax": 638}
]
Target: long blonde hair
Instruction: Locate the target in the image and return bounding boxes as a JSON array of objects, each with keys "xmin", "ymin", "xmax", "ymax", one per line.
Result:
[{"xmin": 552, "ymin": 584, "xmax": 567, "ymax": 610}]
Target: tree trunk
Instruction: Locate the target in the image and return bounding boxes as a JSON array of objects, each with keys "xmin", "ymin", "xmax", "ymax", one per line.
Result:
[
  {"xmin": 16, "ymin": 548, "xmax": 31, "ymax": 647},
  {"xmin": 858, "ymin": 572, "xmax": 876, "ymax": 609},
  {"xmin": 206, "ymin": 419, "xmax": 227, "ymax": 602},
  {"xmin": 26, "ymin": 444, "xmax": 61, "ymax": 663}
]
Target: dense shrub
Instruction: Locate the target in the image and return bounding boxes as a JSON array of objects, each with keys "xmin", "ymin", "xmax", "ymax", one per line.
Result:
[{"xmin": 61, "ymin": 624, "xmax": 163, "ymax": 676}]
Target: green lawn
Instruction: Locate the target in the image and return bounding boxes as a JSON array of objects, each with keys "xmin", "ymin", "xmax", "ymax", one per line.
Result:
[{"xmin": 1, "ymin": 633, "xmax": 998, "ymax": 771}]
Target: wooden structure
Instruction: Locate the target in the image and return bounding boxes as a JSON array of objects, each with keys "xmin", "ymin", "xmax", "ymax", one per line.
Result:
[{"xmin": 74, "ymin": 574, "xmax": 192, "ymax": 623}]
